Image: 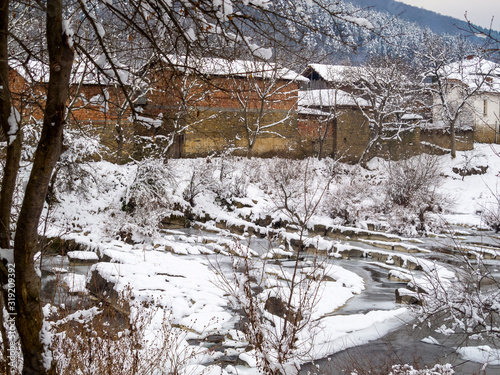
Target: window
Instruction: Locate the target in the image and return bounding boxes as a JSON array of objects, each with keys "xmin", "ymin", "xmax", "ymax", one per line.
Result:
[{"xmin": 483, "ymin": 99, "xmax": 488, "ymax": 117}]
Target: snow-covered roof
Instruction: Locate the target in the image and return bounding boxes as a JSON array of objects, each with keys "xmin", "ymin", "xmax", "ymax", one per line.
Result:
[
  {"xmin": 438, "ymin": 57, "xmax": 500, "ymax": 93},
  {"xmin": 10, "ymin": 60, "xmax": 48, "ymax": 83},
  {"xmin": 298, "ymin": 88, "xmax": 369, "ymax": 108},
  {"xmin": 10, "ymin": 55, "xmax": 134, "ymax": 86},
  {"xmin": 297, "ymin": 106, "xmax": 332, "ymax": 116},
  {"xmin": 165, "ymin": 55, "xmax": 308, "ymax": 82},
  {"xmin": 401, "ymin": 113, "xmax": 423, "ymax": 121},
  {"xmin": 302, "ymin": 64, "xmax": 366, "ymax": 83}
]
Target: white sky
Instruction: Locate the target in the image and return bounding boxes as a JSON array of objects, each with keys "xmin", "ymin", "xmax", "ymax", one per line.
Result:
[{"xmin": 397, "ymin": 0, "xmax": 500, "ymax": 31}]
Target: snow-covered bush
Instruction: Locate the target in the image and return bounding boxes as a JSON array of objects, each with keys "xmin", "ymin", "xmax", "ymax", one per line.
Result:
[
  {"xmin": 49, "ymin": 293, "xmax": 208, "ymax": 375},
  {"xmin": 21, "ymin": 119, "xmax": 42, "ymax": 161},
  {"xmin": 210, "ymin": 156, "xmax": 249, "ymax": 202},
  {"xmin": 479, "ymin": 182, "xmax": 500, "ymax": 231},
  {"xmin": 384, "ymin": 155, "xmax": 445, "ymax": 235},
  {"xmin": 386, "ymin": 205, "xmax": 444, "ymax": 237},
  {"xmin": 482, "ymin": 203, "xmax": 500, "ymax": 231},
  {"xmin": 48, "ymin": 128, "xmax": 105, "ymax": 201},
  {"xmin": 385, "ymin": 155, "xmax": 442, "ymax": 208},
  {"xmin": 212, "ymin": 249, "xmax": 327, "ymax": 375},
  {"xmin": 326, "ymin": 166, "xmax": 382, "ymax": 225},
  {"xmin": 182, "ymin": 158, "xmax": 216, "ymax": 207},
  {"xmin": 412, "ymin": 255, "xmax": 500, "ymax": 349},
  {"xmin": 182, "ymin": 157, "xmax": 250, "ymax": 207},
  {"xmin": 389, "ymin": 364, "xmax": 454, "ymax": 375},
  {"xmin": 124, "ymin": 158, "xmax": 174, "ymax": 214},
  {"xmin": 266, "ymin": 159, "xmax": 322, "ymax": 220},
  {"xmin": 116, "ymin": 158, "xmax": 175, "ymax": 240}
]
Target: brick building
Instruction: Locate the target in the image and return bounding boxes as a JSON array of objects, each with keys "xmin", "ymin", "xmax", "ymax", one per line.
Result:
[
  {"xmin": 8, "ymin": 59, "xmax": 136, "ymax": 162},
  {"xmin": 135, "ymin": 57, "xmax": 308, "ymax": 158},
  {"xmin": 297, "ymin": 88, "xmax": 370, "ymax": 162}
]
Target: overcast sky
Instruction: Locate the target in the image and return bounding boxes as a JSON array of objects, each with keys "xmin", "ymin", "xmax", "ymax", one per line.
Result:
[{"xmin": 397, "ymin": 0, "xmax": 500, "ymax": 30}]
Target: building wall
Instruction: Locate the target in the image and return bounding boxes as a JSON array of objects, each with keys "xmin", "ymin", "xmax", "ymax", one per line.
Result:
[
  {"xmin": 473, "ymin": 93, "xmax": 500, "ymax": 144},
  {"xmin": 335, "ymin": 109, "xmax": 370, "ymax": 163},
  {"xmin": 297, "ymin": 107, "xmax": 368, "ymax": 162},
  {"xmin": 5, "ymin": 66, "xmax": 477, "ymax": 164},
  {"xmin": 135, "ymin": 71, "xmax": 301, "ymax": 158},
  {"xmin": 68, "ymin": 85, "xmax": 135, "ymax": 163},
  {"xmin": 296, "ymin": 114, "xmax": 336, "ymax": 158},
  {"xmin": 432, "ymin": 83, "xmax": 474, "ymax": 130}
]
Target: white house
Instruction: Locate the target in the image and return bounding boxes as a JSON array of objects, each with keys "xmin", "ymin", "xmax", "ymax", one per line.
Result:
[{"xmin": 431, "ymin": 56, "xmax": 500, "ymax": 143}]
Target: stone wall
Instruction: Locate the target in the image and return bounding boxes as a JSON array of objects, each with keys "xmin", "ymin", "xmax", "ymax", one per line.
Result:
[
  {"xmin": 134, "ymin": 107, "xmax": 299, "ymax": 158},
  {"xmin": 335, "ymin": 109, "xmax": 370, "ymax": 163},
  {"xmin": 367, "ymin": 127, "xmax": 421, "ymax": 161},
  {"xmin": 475, "ymin": 123, "xmax": 500, "ymax": 144},
  {"xmin": 420, "ymin": 128, "xmax": 474, "ymax": 154},
  {"xmin": 297, "ymin": 107, "xmax": 368, "ymax": 163},
  {"xmin": 363, "ymin": 127, "xmax": 474, "ymax": 160}
]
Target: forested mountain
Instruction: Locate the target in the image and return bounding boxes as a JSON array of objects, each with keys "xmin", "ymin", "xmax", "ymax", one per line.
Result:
[
  {"xmin": 313, "ymin": 0, "xmax": 500, "ymax": 64},
  {"xmin": 348, "ymin": 0, "xmax": 499, "ymax": 36}
]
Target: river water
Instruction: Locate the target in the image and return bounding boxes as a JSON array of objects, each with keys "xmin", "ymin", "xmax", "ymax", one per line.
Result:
[{"xmin": 301, "ymin": 227, "xmax": 500, "ymax": 375}]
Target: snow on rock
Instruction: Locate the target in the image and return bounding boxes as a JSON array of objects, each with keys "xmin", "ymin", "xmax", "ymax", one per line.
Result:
[
  {"xmin": 51, "ymin": 267, "xmax": 68, "ymax": 274},
  {"xmin": 62, "ymin": 274, "xmax": 88, "ymax": 294},
  {"xmin": 87, "ymin": 250, "xmax": 233, "ymax": 335},
  {"xmin": 457, "ymin": 345, "xmax": 500, "ymax": 366},
  {"xmin": 67, "ymin": 251, "xmax": 99, "ymax": 263},
  {"xmin": 421, "ymin": 336, "xmax": 440, "ymax": 345}
]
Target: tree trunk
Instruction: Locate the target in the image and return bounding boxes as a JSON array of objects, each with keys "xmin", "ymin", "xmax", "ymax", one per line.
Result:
[
  {"xmin": 0, "ymin": 3, "xmax": 19, "ymax": 373},
  {"xmin": 14, "ymin": 0, "xmax": 74, "ymax": 373},
  {"xmin": 0, "ymin": 0, "xmax": 20, "ymax": 250},
  {"xmin": 450, "ymin": 123, "xmax": 456, "ymax": 158}
]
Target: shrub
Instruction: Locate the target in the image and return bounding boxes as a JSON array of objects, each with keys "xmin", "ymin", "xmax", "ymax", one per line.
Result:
[
  {"xmin": 49, "ymin": 291, "xmax": 209, "ymax": 375},
  {"xmin": 182, "ymin": 158, "xmax": 216, "ymax": 207},
  {"xmin": 326, "ymin": 166, "xmax": 382, "ymax": 226},
  {"xmin": 480, "ymin": 182, "xmax": 500, "ymax": 231},
  {"xmin": 48, "ymin": 128, "xmax": 105, "ymax": 202},
  {"xmin": 114, "ymin": 158, "xmax": 175, "ymax": 240},
  {"xmin": 384, "ymin": 155, "xmax": 445, "ymax": 235},
  {"xmin": 384, "ymin": 154, "xmax": 442, "ymax": 208}
]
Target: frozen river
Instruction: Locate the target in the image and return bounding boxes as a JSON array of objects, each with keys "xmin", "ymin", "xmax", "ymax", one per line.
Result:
[{"xmin": 40, "ymin": 225, "xmax": 500, "ymax": 374}]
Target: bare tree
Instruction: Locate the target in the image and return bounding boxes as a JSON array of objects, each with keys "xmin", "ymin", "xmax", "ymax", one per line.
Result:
[
  {"xmin": 212, "ymin": 158, "xmax": 335, "ymax": 375},
  {"xmin": 133, "ymin": 55, "xmax": 220, "ymax": 159},
  {"xmin": 228, "ymin": 59, "xmax": 303, "ymax": 157},
  {"xmin": 350, "ymin": 56, "xmax": 422, "ymax": 161},
  {"xmin": 418, "ymin": 35, "xmax": 494, "ymax": 158},
  {"xmin": 412, "ymin": 251, "xmax": 500, "ymax": 352}
]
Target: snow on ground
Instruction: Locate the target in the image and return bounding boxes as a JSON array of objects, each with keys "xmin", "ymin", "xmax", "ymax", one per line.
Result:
[
  {"xmin": 439, "ymin": 144, "xmax": 500, "ymax": 227},
  {"xmin": 31, "ymin": 144, "xmax": 500, "ymax": 373}
]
